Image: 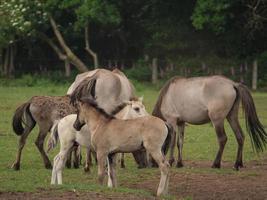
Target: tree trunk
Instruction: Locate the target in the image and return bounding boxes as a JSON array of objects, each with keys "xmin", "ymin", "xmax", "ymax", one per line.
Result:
[
  {"xmin": 0, "ymin": 48, "xmax": 3, "ymax": 74},
  {"xmin": 230, "ymin": 66, "xmax": 235, "ymax": 76},
  {"xmin": 201, "ymin": 62, "xmax": 206, "ymax": 72},
  {"xmin": 8, "ymin": 44, "xmax": 15, "ymax": 77},
  {"xmin": 240, "ymin": 64, "xmax": 244, "ymax": 83},
  {"xmin": 252, "ymin": 59, "xmax": 258, "ymax": 90},
  {"xmin": 121, "ymin": 60, "xmax": 125, "ymax": 70},
  {"xmin": 3, "ymin": 47, "xmax": 9, "ymax": 76},
  {"xmin": 64, "ymin": 59, "xmax": 71, "ymax": 77},
  {"xmin": 85, "ymin": 23, "xmax": 98, "ymax": 69},
  {"xmin": 49, "ymin": 16, "xmax": 88, "ymax": 72},
  {"xmin": 152, "ymin": 58, "xmax": 158, "ymax": 84}
]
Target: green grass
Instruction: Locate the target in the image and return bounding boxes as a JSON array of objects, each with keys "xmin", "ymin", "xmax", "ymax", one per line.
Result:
[{"xmin": 0, "ymin": 82, "xmax": 267, "ymax": 199}]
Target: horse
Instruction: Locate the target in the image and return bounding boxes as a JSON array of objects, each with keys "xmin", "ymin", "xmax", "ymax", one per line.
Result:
[
  {"xmin": 67, "ymin": 69, "xmax": 148, "ymax": 167},
  {"xmin": 67, "ymin": 68, "xmax": 135, "ymax": 114},
  {"xmin": 71, "ymin": 97, "xmax": 172, "ymax": 197},
  {"xmin": 11, "ymin": 95, "xmax": 77, "ymax": 170},
  {"xmin": 152, "ymin": 75, "xmax": 267, "ymax": 170},
  {"xmin": 49, "ymin": 98, "xmax": 148, "ymax": 185}
]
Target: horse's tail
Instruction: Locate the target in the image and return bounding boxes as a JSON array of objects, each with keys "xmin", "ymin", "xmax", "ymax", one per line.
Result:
[
  {"xmin": 12, "ymin": 101, "xmax": 35, "ymax": 136},
  {"xmin": 162, "ymin": 122, "xmax": 174, "ymax": 155},
  {"xmin": 47, "ymin": 121, "xmax": 59, "ymax": 153},
  {"xmin": 70, "ymin": 74, "xmax": 97, "ymax": 105},
  {"xmin": 152, "ymin": 76, "xmax": 180, "ymax": 120},
  {"xmin": 235, "ymin": 83, "xmax": 267, "ymax": 152}
]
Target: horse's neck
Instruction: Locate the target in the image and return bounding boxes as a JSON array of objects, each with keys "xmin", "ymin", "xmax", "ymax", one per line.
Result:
[{"xmin": 84, "ymin": 108, "xmax": 108, "ymax": 134}]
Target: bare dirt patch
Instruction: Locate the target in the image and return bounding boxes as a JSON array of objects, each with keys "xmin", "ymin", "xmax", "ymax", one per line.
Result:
[{"xmin": 1, "ymin": 158, "xmax": 267, "ymax": 200}]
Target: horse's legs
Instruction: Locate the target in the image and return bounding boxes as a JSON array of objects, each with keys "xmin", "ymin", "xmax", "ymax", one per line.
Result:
[
  {"xmin": 65, "ymin": 150, "xmax": 72, "ymax": 168},
  {"xmin": 84, "ymin": 147, "xmax": 91, "ymax": 172},
  {"xmin": 72, "ymin": 145, "xmax": 80, "ymax": 169},
  {"xmin": 120, "ymin": 153, "xmax": 125, "ymax": 168},
  {"xmin": 176, "ymin": 123, "xmax": 185, "ymax": 168},
  {"xmin": 51, "ymin": 148, "xmax": 70, "ymax": 185},
  {"xmin": 12, "ymin": 121, "xmax": 34, "ymax": 170},
  {"xmin": 107, "ymin": 153, "xmax": 117, "ymax": 188},
  {"xmin": 97, "ymin": 151, "xmax": 107, "ymax": 185},
  {"xmin": 165, "ymin": 118, "xmax": 177, "ymax": 167},
  {"xmin": 211, "ymin": 121, "xmax": 227, "ymax": 168},
  {"xmin": 35, "ymin": 127, "xmax": 52, "ymax": 169},
  {"xmin": 148, "ymin": 150, "xmax": 170, "ymax": 196},
  {"xmin": 227, "ymin": 109, "xmax": 245, "ymax": 170}
]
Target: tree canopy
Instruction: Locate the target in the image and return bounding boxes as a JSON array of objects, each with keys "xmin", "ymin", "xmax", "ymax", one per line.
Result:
[{"xmin": 0, "ymin": 0, "xmax": 267, "ymax": 83}]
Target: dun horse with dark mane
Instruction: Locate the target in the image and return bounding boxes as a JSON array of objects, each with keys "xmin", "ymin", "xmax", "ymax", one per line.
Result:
[{"xmin": 153, "ymin": 75, "xmax": 267, "ymax": 170}]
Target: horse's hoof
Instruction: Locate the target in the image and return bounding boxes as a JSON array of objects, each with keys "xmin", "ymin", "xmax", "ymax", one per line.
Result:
[
  {"xmin": 65, "ymin": 163, "xmax": 71, "ymax": 168},
  {"xmin": 11, "ymin": 163, "xmax": 20, "ymax": 170},
  {"xmin": 234, "ymin": 162, "xmax": 244, "ymax": 171},
  {"xmin": 211, "ymin": 163, "xmax": 221, "ymax": 169},
  {"xmin": 45, "ymin": 163, "xmax": 53, "ymax": 169},
  {"xmin": 84, "ymin": 167, "xmax": 90, "ymax": 173},
  {"xmin": 169, "ymin": 159, "xmax": 175, "ymax": 167},
  {"xmin": 176, "ymin": 162, "xmax": 184, "ymax": 168}
]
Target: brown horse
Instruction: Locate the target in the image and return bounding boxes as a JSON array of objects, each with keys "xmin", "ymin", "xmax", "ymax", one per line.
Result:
[
  {"xmin": 12, "ymin": 95, "xmax": 76, "ymax": 170},
  {"xmin": 153, "ymin": 75, "xmax": 267, "ymax": 170}
]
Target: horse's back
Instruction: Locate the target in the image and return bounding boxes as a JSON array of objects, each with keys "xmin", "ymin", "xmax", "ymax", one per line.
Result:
[
  {"xmin": 29, "ymin": 96, "xmax": 75, "ymax": 123},
  {"xmin": 161, "ymin": 76, "xmax": 237, "ymax": 124}
]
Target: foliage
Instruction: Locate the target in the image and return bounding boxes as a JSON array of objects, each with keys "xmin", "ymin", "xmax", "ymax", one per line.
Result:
[
  {"xmin": 0, "ymin": 0, "xmax": 48, "ymax": 48},
  {"xmin": 125, "ymin": 60, "xmax": 152, "ymax": 82}
]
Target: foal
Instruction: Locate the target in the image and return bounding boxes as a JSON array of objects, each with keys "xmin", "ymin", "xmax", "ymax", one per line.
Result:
[
  {"xmin": 49, "ymin": 98, "xmax": 148, "ymax": 185},
  {"xmin": 73, "ymin": 97, "xmax": 172, "ymax": 196}
]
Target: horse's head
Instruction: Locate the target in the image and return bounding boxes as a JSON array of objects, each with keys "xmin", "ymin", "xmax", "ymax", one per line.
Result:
[
  {"xmin": 116, "ymin": 97, "xmax": 149, "ymax": 119},
  {"xmin": 73, "ymin": 101, "xmax": 87, "ymax": 131}
]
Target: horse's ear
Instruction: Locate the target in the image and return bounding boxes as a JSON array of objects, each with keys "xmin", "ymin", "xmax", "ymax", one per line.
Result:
[{"xmin": 138, "ymin": 96, "xmax": 144, "ymax": 102}]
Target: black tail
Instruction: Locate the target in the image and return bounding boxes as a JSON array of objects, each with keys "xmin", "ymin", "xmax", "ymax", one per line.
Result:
[
  {"xmin": 12, "ymin": 101, "xmax": 35, "ymax": 135},
  {"xmin": 236, "ymin": 84, "xmax": 267, "ymax": 152},
  {"xmin": 162, "ymin": 122, "xmax": 174, "ymax": 155}
]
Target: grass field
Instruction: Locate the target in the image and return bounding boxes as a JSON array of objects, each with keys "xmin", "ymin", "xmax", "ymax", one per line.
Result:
[{"xmin": 0, "ymin": 82, "xmax": 267, "ymax": 199}]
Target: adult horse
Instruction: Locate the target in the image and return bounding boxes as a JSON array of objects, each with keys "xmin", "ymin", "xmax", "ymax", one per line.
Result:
[
  {"xmin": 67, "ymin": 68, "xmax": 135, "ymax": 114},
  {"xmin": 152, "ymin": 75, "xmax": 267, "ymax": 170},
  {"xmin": 12, "ymin": 96, "xmax": 77, "ymax": 170},
  {"xmin": 68, "ymin": 68, "xmax": 147, "ymax": 168}
]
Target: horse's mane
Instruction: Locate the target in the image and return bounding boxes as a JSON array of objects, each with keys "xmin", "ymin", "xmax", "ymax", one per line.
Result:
[
  {"xmin": 80, "ymin": 98, "xmax": 115, "ymax": 119},
  {"xmin": 152, "ymin": 76, "xmax": 182, "ymax": 120},
  {"xmin": 70, "ymin": 75, "xmax": 97, "ymax": 106},
  {"xmin": 110, "ymin": 96, "xmax": 141, "ymax": 116},
  {"xmin": 111, "ymin": 103, "xmax": 127, "ymax": 116}
]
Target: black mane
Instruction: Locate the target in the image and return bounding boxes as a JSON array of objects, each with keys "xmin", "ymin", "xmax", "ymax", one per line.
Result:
[
  {"xmin": 111, "ymin": 103, "xmax": 127, "ymax": 116},
  {"xmin": 80, "ymin": 98, "xmax": 115, "ymax": 119}
]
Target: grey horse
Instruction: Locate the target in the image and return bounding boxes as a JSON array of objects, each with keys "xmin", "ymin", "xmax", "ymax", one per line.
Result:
[{"xmin": 152, "ymin": 75, "xmax": 267, "ymax": 170}]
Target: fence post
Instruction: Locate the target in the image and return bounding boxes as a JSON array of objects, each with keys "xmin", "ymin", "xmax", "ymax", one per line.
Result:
[
  {"xmin": 252, "ymin": 59, "xmax": 258, "ymax": 90},
  {"xmin": 152, "ymin": 58, "xmax": 158, "ymax": 84}
]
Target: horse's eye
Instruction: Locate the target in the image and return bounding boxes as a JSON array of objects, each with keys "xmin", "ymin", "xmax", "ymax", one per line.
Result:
[{"xmin": 134, "ymin": 107, "xmax": 140, "ymax": 112}]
